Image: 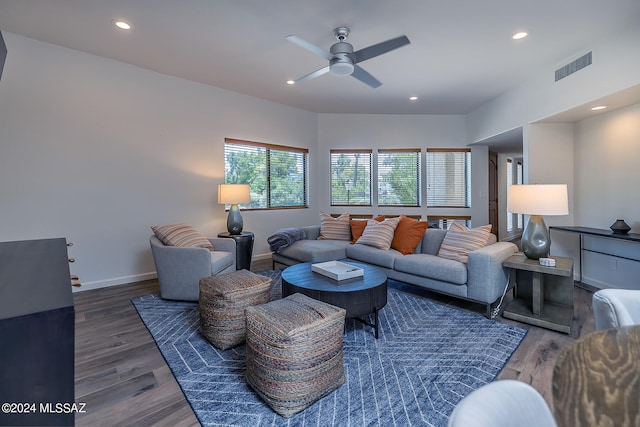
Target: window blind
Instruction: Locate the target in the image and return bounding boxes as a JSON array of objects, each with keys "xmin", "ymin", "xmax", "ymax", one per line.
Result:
[
  {"xmin": 426, "ymin": 148, "xmax": 471, "ymax": 208},
  {"xmin": 506, "ymin": 159, "xmax": 514, "ymax": 232},
  {"xmin": 330, "ymin": 149, "xmax": 372, "ymax": 206},
  {"xmin": 377, "ymin": 149, "xmax": 421, "ymax": 206},
  {"xmin": 516, "ymin": 161, "xmax": 523, "ymax": 229}
]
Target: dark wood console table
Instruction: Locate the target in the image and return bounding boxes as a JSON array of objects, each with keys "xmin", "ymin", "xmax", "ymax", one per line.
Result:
[
  {"xmin": 0, "ymin": 238, "xmax": 75, "ymax": 426},
  {"xmin": 550, "ymin": 226, "xmax": 640, "ymax": 289}
]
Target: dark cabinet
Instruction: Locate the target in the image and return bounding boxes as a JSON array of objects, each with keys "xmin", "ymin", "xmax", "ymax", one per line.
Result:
[{"xmin": 0, "ymin": 238, "xmax": 75, "ymax": 426}]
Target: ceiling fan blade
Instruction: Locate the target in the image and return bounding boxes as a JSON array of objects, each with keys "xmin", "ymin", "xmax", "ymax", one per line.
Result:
[
  {"xmin": 286, "ymin": 35, "xmax": 333, "ymax": 60},
  {"xmin": 352, "ymin": 35, "xmax": 410, "ymax": 63},
  {"xmin": 293, "ymin": 66, "xmax": 330, "ymax": 84},
  {"xmin": 351, "ymin": 65, "xmax": 382, "ymax": 88}
]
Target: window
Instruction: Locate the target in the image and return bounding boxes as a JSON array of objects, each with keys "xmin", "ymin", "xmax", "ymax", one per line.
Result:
[
  {"xmin": 377, "ymin": 149, "xmax": 421, "ymax": 206},
  {"xmin": 427, "ymin": 216, "xmax": 472, "ymax": 229},
  {"xmin": 224, "ymin": 138, "xmax": 308, "ymax": 209},
  {"xmin": 516, "ymin": 161, "xmax": 523, "ymax": 229},
  {"xmin": 426, "ymin": 149, "xmax": 471, "ymax": 207},
  {"xmin": 506, "ymin": 159, "xmax": 524, "ymax": 232},
  {"xmin": 506, "ymin": 159, "xmax": 514, "ymax": 232},
  {"xmin": 330, "ymin": 149, "xmax": 372, "ymax": 206}
]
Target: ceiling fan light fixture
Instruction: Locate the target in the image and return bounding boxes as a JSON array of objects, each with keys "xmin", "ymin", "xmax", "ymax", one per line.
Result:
[{"xmin": 330, "ymin": 61, "xmax": 355, "ymax": 76}]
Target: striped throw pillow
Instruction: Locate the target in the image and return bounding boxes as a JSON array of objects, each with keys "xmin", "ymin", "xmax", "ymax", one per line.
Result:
[
  {"xmin": 318, "ymin": 212, "xmax": 351, "ymax": 241},
  {"xmin": 151, "ymin": 223, "xmax": 213, "ymax": 249},
  {"xmin": 356, "ymin": 216, "xmax": 401, "ymax": 250},
  {"xmin": 437, "ymin": 224, "xmax": 492, "ymax": 263}
]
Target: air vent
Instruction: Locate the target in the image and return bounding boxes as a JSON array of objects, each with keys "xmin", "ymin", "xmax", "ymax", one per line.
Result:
[{"xmin": 555, "ymin": 52, "xmax": 592, "ymax": 82}]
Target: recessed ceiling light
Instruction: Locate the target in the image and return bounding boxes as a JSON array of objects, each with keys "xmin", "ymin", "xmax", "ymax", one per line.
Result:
[
  {"xmin": 286, "ymin": 80, "xmax": 295, "ymax": 85},
  {"xmin": 409, "ymin": 96, "xmax": 418, "ymax": 101},
  {"xmin": 512, "ymin": 32, "xmax": 528, "ymax": 40},
  {"xmin": 113, "ymin": 20, "xmax": 132, "ymax": 30},
  {"xmin": 591, "ymin": 105, "xmax": 607, "ymax": 111}
]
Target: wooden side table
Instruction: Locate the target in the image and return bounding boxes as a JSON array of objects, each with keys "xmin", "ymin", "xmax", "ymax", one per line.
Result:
[
  {"xmin": 502, "ymin": 253, "xmax": 574, "ymax": 334},
  {"xmin": 217, "ymin": 231, "xmax": 254, "ymax": 271}
]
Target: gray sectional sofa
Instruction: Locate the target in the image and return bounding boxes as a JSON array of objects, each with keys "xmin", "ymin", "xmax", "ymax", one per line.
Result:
[{"xmin": 271, "ymin": 225, "xmax": 518, "ymax": 318}]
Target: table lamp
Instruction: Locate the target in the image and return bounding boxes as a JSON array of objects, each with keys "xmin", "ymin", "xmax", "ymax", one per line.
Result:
[
  {"xmin": 218, "ymin": 184, "xmax": 251, "ymax": 235},
  {"xmin": 507, "ymin": 184, "xmax": 568, "ymax": 259}
]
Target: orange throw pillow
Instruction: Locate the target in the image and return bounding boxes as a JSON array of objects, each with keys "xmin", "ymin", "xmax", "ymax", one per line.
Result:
[
  {"xmin": 391, "ymin": 215, "xmax": 428, "ymax": 255},
  {"xmin": 350, "ymin": 216, "xmax": 385, "ymax": 243}
]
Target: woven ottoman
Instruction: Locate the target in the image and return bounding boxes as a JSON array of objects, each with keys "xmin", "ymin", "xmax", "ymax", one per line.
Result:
[
  {"xmin": 199, "ymin": 269, "xmax": 272, "ymax": 350},
  {"xmin": 245, "ymin": 292, "xmax": 346, "ymax": 418}
]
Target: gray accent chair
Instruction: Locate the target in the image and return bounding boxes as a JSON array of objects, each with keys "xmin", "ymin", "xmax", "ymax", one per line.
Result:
[
  {"xmin": 149, "ymin": 235, "xmax": 236, "ymax": 301},
  {"xmin": 592, "ymin": 288, "xmax": 640, "ymax": 330},
  {"xmin": 447, "ymin": 380, "xmax": 557, "ymax": 427}
]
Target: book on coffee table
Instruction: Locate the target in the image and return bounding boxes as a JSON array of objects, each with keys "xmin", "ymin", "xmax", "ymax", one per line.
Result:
[{"xmin": 311, "ymin": 261, "xmax": 364, "ymax": 281}]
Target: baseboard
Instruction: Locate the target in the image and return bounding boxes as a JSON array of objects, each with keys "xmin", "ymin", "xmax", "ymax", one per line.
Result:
[
  {"xmin": 73, "ymin": 253, "xmax": 274, "ymax": 293},
  {"xmin": 252, "ymin": 252, "xmax": 272, "ymax": 261},
  {"xmin": 72, "ymin": 272, "xmax": 158, "ymax": 293}
]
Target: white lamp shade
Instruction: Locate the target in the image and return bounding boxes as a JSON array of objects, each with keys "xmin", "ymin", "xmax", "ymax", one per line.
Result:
[
  {"xmin": 218, "ymin": 184, "xmax": 251, "ymax": 205},
  {"xmin": 507, "ymin": 184, "xmax": 568, "ymax": 216}
]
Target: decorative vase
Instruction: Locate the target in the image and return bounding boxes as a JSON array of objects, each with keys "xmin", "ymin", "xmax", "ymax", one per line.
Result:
[{"xmin": 610, "ymin": 219, "xmax": 631, "ymax": 234}]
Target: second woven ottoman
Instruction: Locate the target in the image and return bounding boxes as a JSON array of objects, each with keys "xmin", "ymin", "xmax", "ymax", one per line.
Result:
[
  {"xmin": 199, "ymin": 269, "xmax": 272, "ymax": 350},
  {"xmin": 245, "ymin": 292, "xmax": 346, "ymax": 418}
]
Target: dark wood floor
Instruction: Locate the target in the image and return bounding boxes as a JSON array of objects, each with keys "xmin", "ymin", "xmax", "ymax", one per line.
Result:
[{"xmin": 73, "ymin": 259, "xmax": 596, "ymax": 426}]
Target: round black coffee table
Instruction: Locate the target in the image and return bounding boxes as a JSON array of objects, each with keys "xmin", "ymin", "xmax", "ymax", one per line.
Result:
[{"xmin": 281, "ymin": 261, "xmax": 387, "ymax": 338}]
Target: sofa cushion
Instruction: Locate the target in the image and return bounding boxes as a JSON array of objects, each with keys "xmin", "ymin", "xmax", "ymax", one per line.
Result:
[
  {"xmin": 277, "ymin": 239, "xmax": 351, "ymax": 263},
  {"xmin": 350, "ymin": 216, "xmax": 385, "ymax": 243},
  {"xmin": 395, "ymin": 254, "xmax": 468, "ymax": 285},
  {"xmin": 151, "ymin": 223, "xmax": 213, "ymax": 249},
  {"xmin": 356, "ymin": 216, "xmax": 401, "ymax": 250},
  {"xmin": 420, "ymin": 229, "xmax": 448, "ymax": 255},
  {"xmin": 346, "ymin": 244, "xmax": 403, "ymax": 269},
  {"xmin": 391, "ymin": 215, "xmax": 429, "ymax": 255},
  {"xmin": 318, "ymin": 212, "xmax": 351, "ymax": 241},
  {"xmin": 437, "ymin": 224, "xmax": 492, "ymax": 263}
]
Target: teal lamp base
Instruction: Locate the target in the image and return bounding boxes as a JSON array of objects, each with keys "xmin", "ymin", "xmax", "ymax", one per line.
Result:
[{"xmin": 226, "ymin": 204, "xmax": 244, "ymax": 235}]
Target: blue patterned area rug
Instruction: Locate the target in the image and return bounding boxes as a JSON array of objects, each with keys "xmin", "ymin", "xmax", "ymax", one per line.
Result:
[{"xmin": 132, "ymin": 270, "xmax": 527, "ymax": 426}]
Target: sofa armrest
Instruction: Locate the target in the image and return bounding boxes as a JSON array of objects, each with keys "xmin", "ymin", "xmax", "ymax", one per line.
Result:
[{"xmin": 466, "ymin": 242, "xmax": 518, "ymax": 303}]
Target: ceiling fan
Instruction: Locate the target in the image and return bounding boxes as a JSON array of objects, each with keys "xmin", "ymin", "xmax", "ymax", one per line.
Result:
[{"xmin": 286, "ymin": 27, "xmax": 410, "ymax": 88}]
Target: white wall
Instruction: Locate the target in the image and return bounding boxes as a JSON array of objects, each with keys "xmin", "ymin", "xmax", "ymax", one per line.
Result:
[
  {"xmin": 574, "ymin": 102, "xmax": 640, "ymax": 232},
  {"xmin": 317, "ymin": 114, "xmax": 490, "ymax": 225},
  {"xmin": 0, "ymin": 33, "xmax": 318, "ymax": 291},
  {"xmin": 524, "ymin": 122, "xmax": 575, "ymax": 228}
]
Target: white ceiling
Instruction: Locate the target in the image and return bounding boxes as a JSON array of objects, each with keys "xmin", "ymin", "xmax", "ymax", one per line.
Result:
[{"xmin": 0, "ymin": 0, "xmax": 639, "ymax": 115}]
